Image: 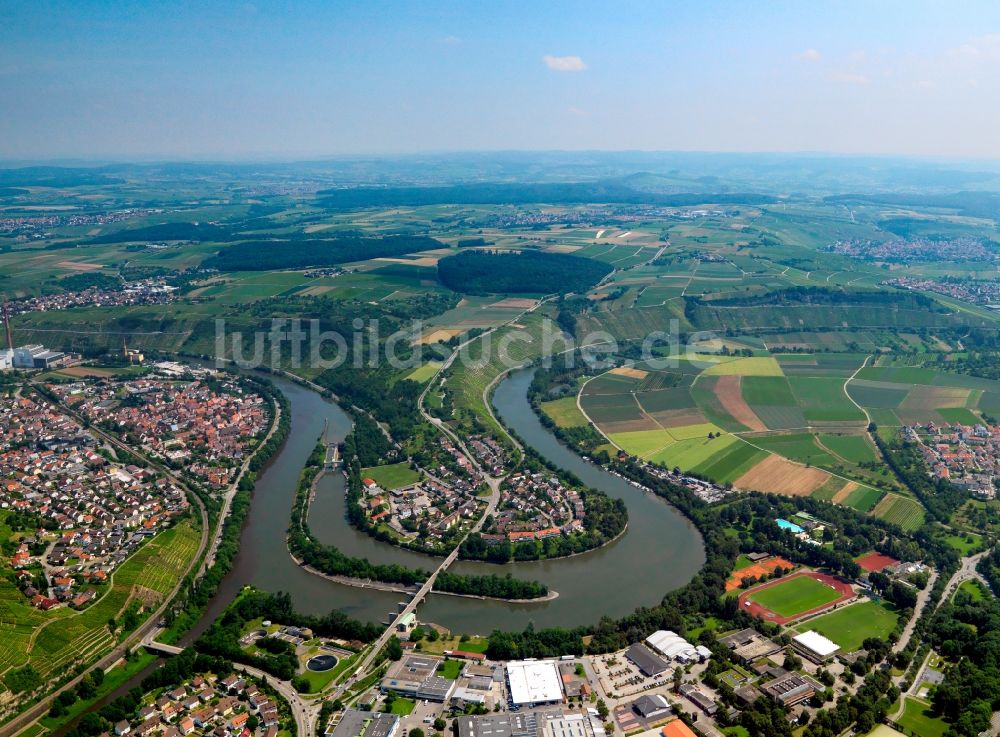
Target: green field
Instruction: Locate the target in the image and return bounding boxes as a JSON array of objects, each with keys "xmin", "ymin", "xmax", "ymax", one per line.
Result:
[
  {"xmin": 797, "ymin": 600, "xmax": 898, "ymax": 650},
  {"xmin": 437, "ymin": 659, "xmax": 463, "ymax": 679},
  {"xmin": 942, "ymin": 532, "xmax": 981, "ymax": 555},
  {"xmin": 747, "ymin": 574, "xmax": 843, "ymax": 618},
  {"xmin": 361, "ymin": 462, "xmax": 422, "ymax": 490},
  {"xmin": 872, "ymin": 494, "xmax": 925, "ymax": 530},
  {"xmin": 386, "ymin": 697, "xmax": 416, "ymax": 715},
  {"xmin": 788, "ymin": 376, "xmax": 867, "ymax": 422},
  {"xmin": 541, "ymin": 397, "xmax": 589, "ymax": 428},
  {"xmin": 818, "ymin": 433, "xmax": 879, "ymax": 464},
  {"xmin": 896, "ymin": 697, "xmax": 949, "ymax": 737},
  {"xmin": 406, "ymin": 362, "xmax": 443, "ymax": 383}
]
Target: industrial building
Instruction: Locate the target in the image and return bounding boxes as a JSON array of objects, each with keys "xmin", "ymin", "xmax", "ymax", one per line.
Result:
[
  {"xmin": 542, "ymin": 713, "xmax": 606, "ymax": 737},
  {"xmin": 381, "ymin": 654, "xmax": 456, "ymax": 702},
  {"xmin": 506, "ymin": 660, "xmax": 564, "ymax": 707},
  {"xmin": 644, "ymin": 631, "xmax": 711, "ymax": 664},
  {"xmin": 792, "ymin": 631, "xmax": 840, "ymax": 663},
  {"xmin": 631, "ymin": 694, "xmax": 672, "ymax": 720},
  {"xmin": 327, "ymin": 710, "xmax": 399, "ymax": 737},
  {"xmin": 625, "ymin": 644, "xmax": 670, "ymax": 677},
  {"xmin": 456, "ymin": 711, "xmax": 545, "ymax": 737}
]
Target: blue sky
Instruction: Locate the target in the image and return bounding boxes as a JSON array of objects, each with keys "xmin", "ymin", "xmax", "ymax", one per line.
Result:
[{"xmin": 3, "ymin": 1, "xmax": 1000, "ymax": 159}]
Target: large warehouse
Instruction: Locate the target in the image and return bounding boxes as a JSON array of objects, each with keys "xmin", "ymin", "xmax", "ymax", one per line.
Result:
[
  {"xmin": 645, "ymin": 631, "xmax": 710, "ymax": 664},
  {"xmin": 506, "ymin": 660, "xmax": 564, "ymax": 707}
]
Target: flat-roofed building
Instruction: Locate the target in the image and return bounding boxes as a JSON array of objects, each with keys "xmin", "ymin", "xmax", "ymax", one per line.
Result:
[
  {"xmin": 506, "ymin": 660, "xmax": 564, "ymax": 707},
  {"xmin": 719, "ymin": 628, "xmax": 783, "ymax": 664},
  {"xmin": 542, "ymin": 713, "xmax": 606, "ymax": 737},
  {"xmin": 625, "ymin": 644, "xmax": 670, "ymax": 677},
  {"xmin": 381, "ymin": 654, "xmax": 455, "ymax": 702},
  {"xmin": 792, "ymin": 631, "xmax": 840, "ymax": 663},
  {"xmin": 327, "ymin": 710, "xmax": 399, "ymax": 737},
  {"xmin": 455, "ymin": 711, "xmax": 543, "ymax": 737},
  {"xmin": 760, "ymin": 672, "xmax": 822, "ymax": 707}
]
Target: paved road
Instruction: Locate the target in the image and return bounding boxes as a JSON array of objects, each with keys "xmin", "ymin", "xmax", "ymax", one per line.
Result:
[
  {"xmin": 942, "ymin": 550, "xmax": 989, "ymax": 599},
  {"xmin": 232, "ymin": 662, "xmax": 312, "ymax": 737},
  {"xmin": 892, "ymin": 567, "xmax": 940, "ymax": 657}
]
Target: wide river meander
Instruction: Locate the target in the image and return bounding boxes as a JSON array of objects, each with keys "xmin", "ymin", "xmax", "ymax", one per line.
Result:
[
  {"xmin": 49, "ymin": 368, "xmax": 705, "ymax": 733},
  {"xmin": 197, "ymin": 368, "xmax": 704, "ymax": 635}
]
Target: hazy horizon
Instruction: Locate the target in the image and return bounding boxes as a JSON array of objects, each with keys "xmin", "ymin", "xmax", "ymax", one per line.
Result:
[{"xmin": 4, "ymin": 1, "xmax": 1000, "ymax": 160}]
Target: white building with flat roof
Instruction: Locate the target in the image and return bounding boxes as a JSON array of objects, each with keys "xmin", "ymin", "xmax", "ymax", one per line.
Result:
[
  {"xmin": 792, "ymin": 631, "xmax": 840, "ymax": 663},
  {"xmin": 505, "ymin": 660, "xmax": 563, "ymax": 706}
]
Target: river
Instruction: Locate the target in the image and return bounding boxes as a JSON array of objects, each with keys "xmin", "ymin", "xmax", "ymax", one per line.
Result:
[{"xmin": 48, "ymin": 368, "xmax": 704, "ymax": 734}]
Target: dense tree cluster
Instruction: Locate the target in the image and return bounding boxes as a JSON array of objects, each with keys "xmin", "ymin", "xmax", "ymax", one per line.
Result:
[
  {"xmin": 316, "ymin": 181, "xmax": 776, "ymax": 209},
  {"xmin": 194, "ymin": 590, "xmax": 380, "ymax": 681},
  {"xmin": 917, "ymin": 590, "xmax": 1000, "ymax": 736},
  {"xmin": 433, "ymin": 572, "xmax": 548, "ymax": 599},
  {"xmin": 872, "ymin": 431, "xmax": 968, "ymax": 523},
  {"xmin": 437, "ymin": 250, "xmax": 611, "ymax": 295},
  {"xmin": 205, "ymin": 235, "xmax": 442, "ymax": 271}
]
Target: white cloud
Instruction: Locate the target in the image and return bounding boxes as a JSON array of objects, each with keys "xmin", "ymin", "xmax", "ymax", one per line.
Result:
[
  {"xmin": 442, "ymin": 35, "xmax": 461, "ymax": 45},
  {"xmin": 797, "ymin": 48, "xmax": 821, "ymax": 62},
  {"xmin": 848, "ymin": 50, "xmax": 867, "ymax": 63},
  {"xmin": 567, "ymin": 106, "xmax": 587, "ymax": 116},
  {"xmin": 950, "ymin": 33, "xmax": 1000, "ymax": 59},
  {"xmin": 828, "ymin": 70, "xmax": 870, "ymax": 85},
  {"xmin": 543, "ymin": 55, "xmax": 587, "ymax": 72}
]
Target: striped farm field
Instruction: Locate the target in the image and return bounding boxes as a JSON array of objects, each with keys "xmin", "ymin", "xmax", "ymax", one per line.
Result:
[
  {"xmin": 691, "ymin": 441, "xmax": 768, "ymax": 483},
  {"xmin": 872, "ymin": 494, "xmax": 925, "ymax": 531}
]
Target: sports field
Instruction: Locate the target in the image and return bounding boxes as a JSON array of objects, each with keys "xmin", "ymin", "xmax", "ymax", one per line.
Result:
[
  {"xmin": 361, "ymin": 462, "xmax": 421, "ymax": 490},
  {"xmin": 746, "ymin": 574, "xmax": 843, "ymax": 617},
  {"xmin": 740, "ymin": 571, "xmax": 853, "ymax": 624},
  {"xmin": 796, "ymin": 600, "xmax": 898, "ymax": 651}
]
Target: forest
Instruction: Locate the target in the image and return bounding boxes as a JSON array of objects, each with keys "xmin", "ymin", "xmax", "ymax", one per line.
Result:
[
  {"xmin": 205, "ymin": 234, "xmax": 441, "ymax": 271},
  {"xmin": 316, "ymin": 180, "xmax": 777, "ymax": 208},
  {"xmin": 437, "ymin": 249, "xmax": 611, "ymax": 295}
]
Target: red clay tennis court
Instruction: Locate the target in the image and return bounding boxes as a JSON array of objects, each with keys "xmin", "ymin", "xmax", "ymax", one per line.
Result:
[{"xmin": 855, "ymin": 551, "xmax": 899, "ymax": 573}]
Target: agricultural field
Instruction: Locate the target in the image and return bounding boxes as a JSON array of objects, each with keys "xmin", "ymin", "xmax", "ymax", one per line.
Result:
[
  {"xmin": 540, "ymin": 396, "xmax": 590, "ymax": 428},
  {"xmin": 0, "ymin": 521, "xmax": 200, "ymax": 691}
]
